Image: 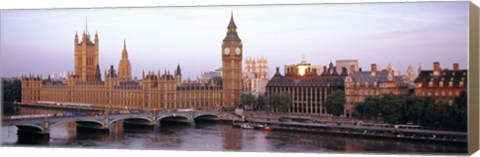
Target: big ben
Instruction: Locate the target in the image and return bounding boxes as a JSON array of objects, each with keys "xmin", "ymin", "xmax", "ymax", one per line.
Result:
[{"xmin": 222, "ymin": 13, "xmax": 243, "ymax": 108}]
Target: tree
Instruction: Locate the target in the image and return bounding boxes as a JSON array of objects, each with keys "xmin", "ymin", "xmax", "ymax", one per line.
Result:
[
  {"xmin": 255, "ymin": 94, "xmax": 266, "ymax": 110},
  {"xmin": 2, "ymin": 79, "xmax": 22, "ymax": 102},
  {"xmin": 380, "ymin": 94, "xmax": 405, "ymax": 124},
  {"xmin": 265, "ymin": 93, "xmax": 292, "ymax": 113},
  {"xmin": 452, "ymin": 91, "xmax": 467, "ymax": 131},
  {"xmin": 240, "ymin": 93, "xmax": 256, "ymax": 110},
  {"xmin": 324, "ymin": 90, "xmax": 345, "ymax": 116}
]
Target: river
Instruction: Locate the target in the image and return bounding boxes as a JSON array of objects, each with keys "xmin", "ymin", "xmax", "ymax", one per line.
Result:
[{"xmin": 1, "ymin": 105, "xmax": 467, "ymax": 155}]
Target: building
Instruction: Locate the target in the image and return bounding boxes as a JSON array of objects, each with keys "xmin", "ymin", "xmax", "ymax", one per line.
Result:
[
  {"xmin": 221, "ymin": 13, "xmax": 244, "ymax": 108},
  {"xmin": 336, "ymin": 60, "xmax": 359, "ymax": 74},
  {"xmin": 267, "ymin": 60, "xmax": 345, "ymax": 115},
  {"xmin": 243, "ymin": 57, "xmax": 269, "ymax": 96},
  {"xmin": 414, "ymin": 62, "xmax": 467, "ymax": 104},
  {"xmin": 284, "ymin": 60, "xmax": 324, "ymax": 76},
  {"xmin": 344, "ymin": 64, "xmax": 410, "ymax": 117},
  {"xmin": 21, "ymin": 14, "xmax": 244, "ymax": 109},
  {"xmin": 198, "ymin": 67, "xmax": 222, "ymax": 83},
  {"xmin": 74, "ymin": 28, "xmax": 100, "ymax": 82}
]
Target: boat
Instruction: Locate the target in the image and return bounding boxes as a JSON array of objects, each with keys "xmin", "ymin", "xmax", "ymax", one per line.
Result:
[
  {"xmin": 261, "ymin": 125, "xmax": 273, "ymax": 131},
  {"xmin": 240, "ymin": 123, "xmax": 254, "ymax": 129},
  {"xmin": 253, "ymin": 124, "xmax": 265, "ymax": 129}
]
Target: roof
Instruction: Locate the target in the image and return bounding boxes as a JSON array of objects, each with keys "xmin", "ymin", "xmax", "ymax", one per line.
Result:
[
  {"xmin": 349, "ymin": 70, "xmax": 408, "ymax": 87},
  {"xmin": 351, "ymin": 71, "xmax": 388, "ymax": 84},
  {"xmin": 223, "ymin": 32, "xmax": 241, "ymax": 41},
  {"xmin": 223, "ymin": 15, "xmax": 241, "ymax": 41},
  {"xmin": 414, "ymin": 69, "xmax": 467, "ymax": 88},
  {"xmin": 228, "ymin": 15, "xmax": 237, "ymax": 28},
  {"xmin": 267, "ymin": 74, "xmax": 345, "ymax": 88}
]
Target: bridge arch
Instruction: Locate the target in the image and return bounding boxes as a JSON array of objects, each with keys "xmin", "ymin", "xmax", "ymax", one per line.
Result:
[
  {"xmin": 156, "ymin": 114, "xmax": 191, "ymax": 124},
  {"xmin": 16, "ymin": 124, "xmax": 45, "ymax": 134},
  {"xmin": 108, "ymin": 116, "xmax": 153, "ymax": 126},
  {"xmin": 50, "ymin": 119, "xmax": 105, "ymax": 129},
  {"xmin": 193, "ymin": 113, "xmax": 219, "ymax": 120}
]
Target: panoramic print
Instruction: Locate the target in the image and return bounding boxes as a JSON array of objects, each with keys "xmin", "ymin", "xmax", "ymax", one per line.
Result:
[{"xmin": 1, "ymin": 2, "xmax": 469, "ymax": 155}]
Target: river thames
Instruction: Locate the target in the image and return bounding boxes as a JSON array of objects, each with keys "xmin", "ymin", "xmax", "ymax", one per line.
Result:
[{"xmin": 1, "ymin": 106, "xmax": 467, "ymax": 154}]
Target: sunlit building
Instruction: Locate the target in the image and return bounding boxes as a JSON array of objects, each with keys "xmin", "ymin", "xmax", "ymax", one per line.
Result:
[
  {"xmin": 414, "ymin": 62, "xmax": 467, "ymax": 104},
  {"xmin": 267, "ymin": 60, "xmax": 346, "ymax": 115},
  {"xmin": 21, "ymin": 14, "xmax": 244, "ymax": 109}
]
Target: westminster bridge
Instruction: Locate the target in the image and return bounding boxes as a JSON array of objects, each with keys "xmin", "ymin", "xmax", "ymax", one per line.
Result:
[{"xmin": 2, "ymin": 110, "xmax": 239, "ymax": 136}]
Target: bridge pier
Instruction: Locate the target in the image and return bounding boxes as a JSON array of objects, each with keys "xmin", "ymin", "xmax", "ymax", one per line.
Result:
[
  {"xmin": 43, "ymin": 119, "xmax": 50, "ymax": 134},
  {"xmin": 154, "ymin": 123, "xmax": 161, "ymax": 130},
  {"xmin": 190, "ymin": 119, "xmax": 196, "ymax": 127}
]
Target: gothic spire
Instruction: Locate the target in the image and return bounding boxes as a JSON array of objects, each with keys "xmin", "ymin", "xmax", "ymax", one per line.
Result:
[
  {"xmin": 228, "ymin": 11, "xmax": 236, "ymax": 28},
  {"xmin": 223, "ymin": 11, "xmax": 241, "ymax": 41},
  {"xmin": 122, "ymin": 38, "xmax": 128, "ymax": 59},
  {"xmin": 175, "ymin": 64, "xmax": 182, "ymax": 76}
]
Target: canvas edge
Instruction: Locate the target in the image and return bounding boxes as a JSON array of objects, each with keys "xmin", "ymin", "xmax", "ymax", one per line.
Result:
[{"xmin": 469, "ymin": 1, "xmax": 480, "ymax": 155}]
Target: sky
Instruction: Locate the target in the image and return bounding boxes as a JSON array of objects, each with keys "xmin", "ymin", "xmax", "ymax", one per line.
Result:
[{"xmin": 0, "ymin": 2, "xmax": 469, "ymax": 80}]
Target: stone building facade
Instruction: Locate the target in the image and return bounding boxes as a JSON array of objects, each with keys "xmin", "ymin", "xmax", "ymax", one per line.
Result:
[
  {"xmin": 221, "ymin": 14, "xmax": 244, "ymax": 108},
  {"xmin": 74, "ymin": 29, "xmax": 100, "ymax": 82},
  {"xmin": 243, "ymin": 57, "xmax": 269, "ymax": 97},
  {"xmin": 21, "ymin": 14, "xmax": 243, "ymax": 110},
  {"xmin": 266, "ymin": 60, "xmax": 346, "ymax": 115},
  {"xmin": 344, "ymin": 64, "xmax": 410, "ymax": 117},
  {"xmin": 414, "ymin": 62, "xmax": 467, "ymax": 104}
]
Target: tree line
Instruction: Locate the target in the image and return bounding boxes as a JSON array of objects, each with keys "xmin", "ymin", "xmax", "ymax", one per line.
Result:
[
  {"xmin": 354, "ymin": 92, "xmax": 467, "ymax": 131},
  {"xmin": 244, "ymin": 89, "xmax": 466, "ymax": 132}
]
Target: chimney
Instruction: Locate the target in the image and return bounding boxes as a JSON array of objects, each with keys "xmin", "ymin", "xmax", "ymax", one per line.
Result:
[
  {"xmin": 276, "ymin": 67, "xmax": 280, "ymax": 74},
  {"xmin": 359, "ymin": 68, "xmax": 362, "ymax": 72},
  {"xmin": 453, "ymin": 63, "xmax": 459, "ymax": 70},
  {"xmin": 371, "ymin": 64, "xmax": 377, "ymax": 76},
  {"xmin": 433, "ymin": 62, "xmax": 440, "ymax": 75}
]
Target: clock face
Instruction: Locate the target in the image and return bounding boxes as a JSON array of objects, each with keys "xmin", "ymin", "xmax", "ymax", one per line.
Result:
[
  {"xmin": 224, "ymin": 48, "xmax": 230, "ymax": 55},
  {"xmin": 235, "ymin": 47, "xmax": 241, "ymax": 55}
]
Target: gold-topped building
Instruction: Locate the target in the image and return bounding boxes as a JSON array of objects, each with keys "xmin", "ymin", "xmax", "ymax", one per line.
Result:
[{"xmin": 21, "ymin": 14, "xmax": 243, "ymax": 110}]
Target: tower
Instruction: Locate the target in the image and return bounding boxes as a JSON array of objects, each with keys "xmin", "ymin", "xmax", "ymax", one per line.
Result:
[
  {"xmin": 118, "ymin": 39, "xmax": 132, "ymax": 81},
  {"xmin": 222, "ymin": 12, "xmax": 243, "ymax": 108},
  {"xmin": 74, "ymin": 18, "xmax": 99, "ymax": 82},
  {"xmin": 174, "ymin": 64, "xmax": 182, "ymax": 85}
]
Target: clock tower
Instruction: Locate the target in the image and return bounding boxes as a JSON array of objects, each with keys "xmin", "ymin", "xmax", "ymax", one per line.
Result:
[{"xmin": 222, "ymin": 13, "xmax": 243, "ymax": 108}]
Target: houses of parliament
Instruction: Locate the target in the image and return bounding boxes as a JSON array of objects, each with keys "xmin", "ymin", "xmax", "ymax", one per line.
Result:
[{"xmin": 21, "ymin": 14, "xmax": 244, "ymax": 110}]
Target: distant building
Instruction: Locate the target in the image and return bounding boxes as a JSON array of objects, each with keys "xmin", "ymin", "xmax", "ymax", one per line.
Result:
[
  {"xmin": 336, "ymin": 60, "xmax": 358, "ymax": 74},
  {"xmin": 405, "ymin": 65, "xmax": 417, "ymax": 82},
  {"xmin": 381, "ymin": 64, "xmax": 401, "ymax": 76},
  {"xmin": 267, "ymin": 60, "xmax": 345, "ymax": 115},
  {"xmin": 414, "ymin": 62, "xmax": 467, "ymax": 104},
  {"xmin": 243, "ymin": 57, "xmax": 269, "ymax": 96},
  {"xmin": 344, "ymin": 64, "xmax": 410, "ymax": 117},
  {"xmin": 198, "ymin": 67, "xmax": 222, "ymax": 83}
]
